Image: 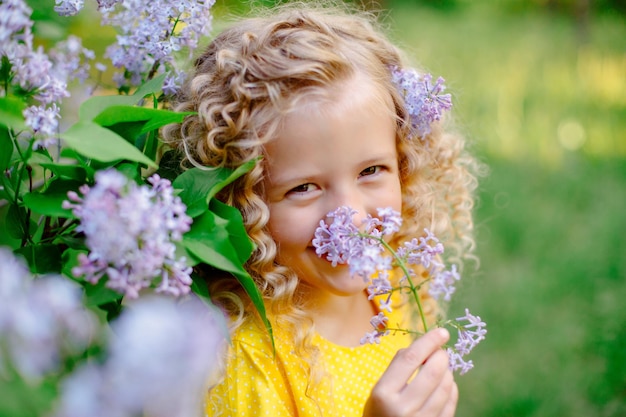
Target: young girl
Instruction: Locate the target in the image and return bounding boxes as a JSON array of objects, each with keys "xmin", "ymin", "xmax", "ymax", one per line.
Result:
[{"xmin": 163, "ymin": 4, "xmax": 478, "ymax": 416}]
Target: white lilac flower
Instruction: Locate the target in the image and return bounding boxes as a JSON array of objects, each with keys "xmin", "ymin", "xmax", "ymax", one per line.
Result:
[
  {"xmin": 63, "ymin": 170, "xmax": 193, "ymax": 298},
  {"xmin": 52, "ymin": 296, "xmax": 226, "ymax": 417},
  {"xmin": 0, "ymin": 248, "xmax": 97, "ymax": 381},
  {"xmin": 390, "ymin": 66, "xmax": 453, "ymax": 139},
  {"xmin": 54, "ymin": 0, "xmax": 85, "ymax": 16},
  {"xmin": 98, "ymin": 0, "xmax": 215, "ymax": 89}
]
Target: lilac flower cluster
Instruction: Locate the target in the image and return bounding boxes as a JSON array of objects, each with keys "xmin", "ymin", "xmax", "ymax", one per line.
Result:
[
  {"xmin": 51, "ymin": 296, "xmax": 225, "ymax": 417},
  {"xmin": 93, "ymin": 0, "xmax": 215, "ymax": 90},
  {"xmin": 0, "ymin": 249, "xmax": 97, "ymax": 381},
  {"xmin": 390, "ymin": 66, "xmax": 453, "ymax": 139},
  {"xmin": 63, "ymin": 170, "xmax": 193, "ymax": 298},
  {"xmin": 447, "ymin": 309, "xmax": 487, "ymax": 374},
  {"xmin": 1, "ymin": 0, "xmax": 94, "ymax": 148},
  {"xmin": 313, "ymin": 206, "xmax": 486, "ymax": 373}
]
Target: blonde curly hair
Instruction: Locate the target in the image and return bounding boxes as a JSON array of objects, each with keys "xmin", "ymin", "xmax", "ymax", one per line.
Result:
[{"xmin": 162, "ymin": 1, "xmax": 479, "ymax": 377}]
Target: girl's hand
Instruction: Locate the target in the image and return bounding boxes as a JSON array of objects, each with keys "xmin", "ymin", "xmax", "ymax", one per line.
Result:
[{"xmin": 363, "ymin": 328, "xmax": 458, "ymax": 417}]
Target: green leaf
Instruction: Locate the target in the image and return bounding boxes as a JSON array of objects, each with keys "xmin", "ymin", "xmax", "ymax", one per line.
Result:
[
  {"xmin": 0, "ymin": 127, "xmax": 13, "ymax": 170},
  {"xmin": 93, "ymin": 106, "xmax": 192, "ymax": 133},
  {"xmin": 210, "ymin": 199, "xmax": 254, "ymax": 264},
  {"xmin": 183, "ymin": 209, "xmax": 272, "ymax": 343},
  {"xmin": 0, "ymin": 96, "xmax": 26, "ymax": 131},
  {"xmin": 61, "ymin": 120, "xmax": 157, "ymax": 168},
  {"xmin": 79, "ymin": 74, "xmax": 166, "ymax": 121},
  {"xmin": 15, "ymin": 244, "xmax": 63, "ymax": 274},
  {"xmin": 39, "ymin": 162, "xmax": 88, "ymax": 182},
  {"xmin": 155, "ymin": 149, "xmax": 184, "ymax": 181},
  {"xmin": 173, "ymin": 159, "xmax": 256, "ymax": 218},
  {"xmin": 6, "ymin": 204, "xmax": 34, "ymax": 240},
  {"xmin": 22, "ymin": 179, "xmax": 81, "ymax": 217}
]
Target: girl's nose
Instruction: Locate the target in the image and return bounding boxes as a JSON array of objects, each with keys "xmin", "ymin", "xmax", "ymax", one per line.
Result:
[{"xmin": 331, "ymin": 189, "xmax": 368, "ymax": 226}]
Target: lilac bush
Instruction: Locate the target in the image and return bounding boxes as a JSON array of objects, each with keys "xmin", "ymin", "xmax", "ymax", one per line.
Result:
[
  {"xmin": 314, "ymin": 206, "xmax": 486, "ymax": 374},
  {"xmin": 63, "ymin": 169, "xmax": 193, "ymax": 298},
  {"xmin": 0, "ymin": 2, "xmax": 263, "ymax": 416}
]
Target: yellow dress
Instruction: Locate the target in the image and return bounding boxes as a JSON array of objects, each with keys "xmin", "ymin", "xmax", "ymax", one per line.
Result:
[{"xmin": 206, "ymin": 294, "xmax": 412, "ymax": 417}]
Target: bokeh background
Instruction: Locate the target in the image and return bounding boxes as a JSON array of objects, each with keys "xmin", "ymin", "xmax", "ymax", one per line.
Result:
[
  {"xmin": 378, "ymin": 1, "xmax": 626, "ymax": 416},
  {"xmin": 13, "ymin": 0, "xmax": 626, "ymax": 416}
]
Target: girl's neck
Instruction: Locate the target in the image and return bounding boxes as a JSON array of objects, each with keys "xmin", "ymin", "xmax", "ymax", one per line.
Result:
[{"xmin": 305, "ymin": 290, "xmax": 377, "ymax": 347}]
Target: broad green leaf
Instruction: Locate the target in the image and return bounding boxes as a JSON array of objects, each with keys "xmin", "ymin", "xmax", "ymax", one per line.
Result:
[
  {"xmin": 22, "ymin": 179, "xmax": 81, "ymax": 217},
  {"xmin": 183, "ymin": 210, "xmax": 272, "ymax": 342},
  {"xmin": 15, "ymin": 244, "xmax": 63, "ymax": 274},
  {"xmin": 61, "ymin": 120, "xmax": 157, "ymax": 168},
  {"xmin": 79, "ymin": 74, "xmax": 166, "ymax": 121},
  {"xmin": 0, "ymin": 96, "xmax": 26, "ymax": 131},
  {"xmin": 27, "ymin": 150, "xmax": 53, "ymax": 166},
  {"xmin": 156, "ymin": 149, "xmax": 184, "ymax": 181},
  {"xmin": 210, "ymin": 199, "xmax": 254, "ymax": 264},
  {"xmin": 93, "ymin": 106, "xmax": 192, "ymax": 133},
  {"xmin": 6, "ymin": 204, "xmax": 34, "ymax": 240},
  {"xmin": 173, "ymin": 159, "xmax": 257, "ymax": 218},
  {"xmin": 0, "ymin": 127, "xmax": 13, "ymax": 170},
  {"xmin": 39, "ymin": 162, "xmax": 88, "ymax": 182},
  {"xmin": 84, "ymin": 278, "xmax": 124, "ymax": 307}
]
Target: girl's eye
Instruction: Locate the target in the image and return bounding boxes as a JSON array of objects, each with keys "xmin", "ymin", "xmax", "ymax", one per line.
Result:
[
  {"xmin": 359, "ymin": 166, "xmax": 382, "ymax": 177},
  {"xmin": 288, "ymin": 183, "xmax": 315, "ymax": 194}
]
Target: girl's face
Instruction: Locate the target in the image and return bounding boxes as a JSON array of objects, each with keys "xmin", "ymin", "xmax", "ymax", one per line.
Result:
[{"xmin": 263, "ymin": 76, "xmax": 402, "ymax": 299}]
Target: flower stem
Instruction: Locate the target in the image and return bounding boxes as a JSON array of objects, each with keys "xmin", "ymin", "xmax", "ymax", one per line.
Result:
[{"xmin": 379, "ymin": 238, "xmax": 429, "ymax": 333}]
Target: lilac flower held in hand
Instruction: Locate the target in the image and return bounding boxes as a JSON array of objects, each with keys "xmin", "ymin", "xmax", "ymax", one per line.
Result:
[
  {"xmin": 313, "ymin": 206, "xmax": 486, "ymax": 374},
  {"xmin": 63, "ymin": 169, "xmax": 193, "ymax": 298},
  {"xmin": 447, "ymin": 309, "xmax": 487, "ymax": 375}
]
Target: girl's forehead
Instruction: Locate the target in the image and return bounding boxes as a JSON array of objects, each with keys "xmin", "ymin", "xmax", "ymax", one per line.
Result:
[{"xmin": 285, "ymin": 72, "xmax": 395, "ymax": 121}]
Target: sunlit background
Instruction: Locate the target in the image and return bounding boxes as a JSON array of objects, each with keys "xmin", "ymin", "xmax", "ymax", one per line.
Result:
[{"xmin": 16, "ymin": 0, "xmax": 626, "ymax": 416}]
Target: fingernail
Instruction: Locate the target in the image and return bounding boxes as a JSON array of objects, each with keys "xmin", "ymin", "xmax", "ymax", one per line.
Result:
[{"xmin": 438, "ymin": 327, "xmax": 450, "ymax": 341}]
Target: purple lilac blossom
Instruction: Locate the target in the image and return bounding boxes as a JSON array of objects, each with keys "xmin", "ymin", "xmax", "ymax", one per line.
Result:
[
  {"xmin": 448, "ymin": 309, "xmax": 487, "ymax": 375},
  {"xmin": 54, "ymin": 0, "xmax": 85, "ymax": 16},
  {"xmin": 52, "ymin": 296, "xmax": 226, "ymax": 417},
  {"xmin": 313, "ymin": 207, "xmax": 486, "ymax": 371},
  {"xmin": 390, "ymin": 66, "xmax": 453, "ymax": 139},
  {"xmin": 0, "ymin": 248, "xmax": 97, "ymax": 381},
  {"xmin": 1, "ymin": 0, "xmax": 94, "ymax": 148},
  {"xmin": 429, "ymin": 264, "xmax": 461, "ymax": 302},
  {"xmin": 63, "ymin": 170, "xmax": 193, "ymax": 298},
  {"xmin": 98, "ymin": 0, "xmax": 215, "ymax": 89}
]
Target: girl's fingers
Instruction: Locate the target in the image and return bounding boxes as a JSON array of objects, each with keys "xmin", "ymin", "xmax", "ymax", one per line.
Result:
[
  {"xmin": 375, "ymin": 328, "xmax": 450, "ymax": 393},
  {"xmin": 411, "ymin": 362, "xmax": 456, "ymax": 416},
  {"xmin": 438, "ymin": 379, "xmax": 459, "ymax": 417},
  {"xmin": 402, "ymin": 348, "xmax": 452, "ymax": 408}
]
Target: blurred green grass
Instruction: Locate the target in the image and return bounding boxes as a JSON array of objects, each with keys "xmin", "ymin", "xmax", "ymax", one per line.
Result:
[{"xmin": 383, "ymin": 2, "xmax": 625, "ymax": 416}]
